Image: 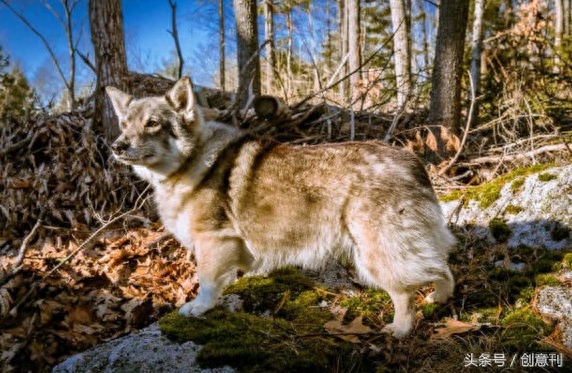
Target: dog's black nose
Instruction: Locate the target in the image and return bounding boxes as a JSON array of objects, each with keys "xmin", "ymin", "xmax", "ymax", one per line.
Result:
[{"xmin": 112, "ymin": 140, "xmax": 129, "ymax": 154}]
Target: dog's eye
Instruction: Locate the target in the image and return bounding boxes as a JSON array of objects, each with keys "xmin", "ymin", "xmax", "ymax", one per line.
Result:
[{"xmin": 145, "ymin": 120, "xmax": 161, "ymax": 129}]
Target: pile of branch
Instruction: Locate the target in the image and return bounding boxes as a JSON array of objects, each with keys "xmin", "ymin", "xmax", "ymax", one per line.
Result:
[{"xmin": 0, "ymin": 107, "xmax": 147, "ymax": 242}]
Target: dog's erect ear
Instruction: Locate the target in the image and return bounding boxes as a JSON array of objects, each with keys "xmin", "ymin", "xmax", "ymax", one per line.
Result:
[
  {"xmin": 106, "ymin": 86, "xmax": 132, "ymax": 119},
  {"xmin": 166, "ymin": 76, "xmax": 196, "ymax": 119}
]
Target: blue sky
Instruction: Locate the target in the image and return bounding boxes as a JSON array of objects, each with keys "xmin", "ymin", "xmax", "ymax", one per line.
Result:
[{"xmin": 0, "ymin": 0, "xmax": 225, "ymax": 100}]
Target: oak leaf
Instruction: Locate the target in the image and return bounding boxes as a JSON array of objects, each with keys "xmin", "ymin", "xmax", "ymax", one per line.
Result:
[
  {"xmin": 430, "ymin": 318, "xmax": 480, "ymax": 340},
  {"xmin": 324, "ymin": 315, "xmax": 373, "ymax": 343}
]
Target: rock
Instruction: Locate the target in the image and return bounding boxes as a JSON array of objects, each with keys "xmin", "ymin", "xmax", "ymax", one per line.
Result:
[
  {"xmin": 52, "ymin": 323, "xmax": 234, "ymax": 373},
  {"xmin": 441, "ymin": 164, "xmax": 572, "ymax": 250},
  {"xmin": 536, "ymin": 286, "xmax": 572, "ymax": 349},
  {"xmin": 442, "ymin": 164, "xmax": 572, "ymax": 353}
]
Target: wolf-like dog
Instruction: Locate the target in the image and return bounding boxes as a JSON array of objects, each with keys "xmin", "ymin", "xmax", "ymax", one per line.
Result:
[{"xmin": 106, "ymin": 77, "xmax": 455, "ymax": 338}]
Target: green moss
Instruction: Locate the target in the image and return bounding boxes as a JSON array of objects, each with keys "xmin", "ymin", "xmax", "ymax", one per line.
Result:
[
  {"xmin": 340, "ymin": 289, "xmax": 392, "ymax": 325},
  {"xmin": 159, "ymin": 268, "xmax": 365, "ymax": 372},
  {"xmin": 505, "ymin": 204, "xmax": 524, "ymax": 214},
  {"xmin": 538, "ymin": 172, "xmax": 557, "ymax": 182},
  {"xmin": 562, "ymin": 253, "xmax": 572, "ymax": 268},
  {"xmin": 439, "ymin": 164, "xmax": 553, "ymax": 207},
  {"xmin": 439, "ymin": 190, "xmax": 463, "ymax": 203},
  {"xmin": 501, "ymin": 308, "xmax": 552, "ymax": 351},
  {"xmin": 535, "ymin": 273, "xmax": 560, "ymax": 286},
  {"xmin": 420, "ymin": 303, "xmax": 441, "ymax": 320},
  {"xmin": 510, "ymin": 178, "xmax": 526, "ymax": 193},
  {"xmin": 518, "ymin": 286, "xmax": 535, "ymax": 303},
  {"xmin": 489, "ymin": 218, "xmax": 512, "ymax": 243},
  {"xmin": 224, "ymin": 268, "xmax": 316, "ymax": 316},
  {"xmin": 531, "ymin": 252, "xmax": 565, "ymax": 274}
]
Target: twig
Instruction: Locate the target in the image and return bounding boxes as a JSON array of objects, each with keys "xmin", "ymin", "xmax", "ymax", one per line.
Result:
[
  {"xmin": 292, "ymin": 27, "xmax": 398, "ymax": 110},
  {"xmin": 9, "ymin": 191, "xmax": 151, "ymax": 316},
  {"xmin": 459, "ymin": 144, "xmax": 569, "ymax": 166},
  {"xmin": 0, "ymin": 0, "xmax": 69, "ymax": 93},
  {"xmin": 439, "ymin": 71, "xmax": 475, "ymax": 176},
  {"xmin": 75, "ymin": 49, "xmax": 96, "ymax": 74},
  {"xmin": 0, "ymin": 133, "xmax": 33, "ymax": 158},
  {"xmin": 0, "ymin": 213, "xmax": 44, "ymax": 287},
  {"xmin": 14, "ymin": 214, "xmax": 44, "ymax": 270}
]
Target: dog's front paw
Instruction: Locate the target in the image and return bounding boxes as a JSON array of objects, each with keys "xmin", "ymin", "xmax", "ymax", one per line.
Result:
[{"xmin": 179, "ymin": 299, "xmax": 213, "ymax": 317}]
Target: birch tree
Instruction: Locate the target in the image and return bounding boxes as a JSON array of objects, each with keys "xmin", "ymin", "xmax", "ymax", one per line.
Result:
[
  {"xmin": 347, "ymin": 0, "xmax": 361, "ymax": 106},
  {"xmin": 470, "ymin": 0, "xmax": 486, "ymax": 121},
  {"xmin": 389, "ymin": 0, "xmax": 411, "ymax": 108},
  {"xmin": 219, "ymin": 0, "xmax": 226, "ymax": 91},
  {"xmin": 264, "ymin": 0, "xmax": 276, "ymax": 93}
]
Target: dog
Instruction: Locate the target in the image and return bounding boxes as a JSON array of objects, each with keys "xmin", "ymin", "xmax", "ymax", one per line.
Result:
[{"xmin": 106, "ymin": 76, "xmax": 455, "ymax": 338}]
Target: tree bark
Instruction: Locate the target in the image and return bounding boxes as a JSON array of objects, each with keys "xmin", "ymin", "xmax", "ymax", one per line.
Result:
[
  {"xmin": 555, "ymin": 0, "xmax": 564, "ymax": 73},
  {"xmin": 89, "ymin": 0, "xmax": 128, "ymax": 144},
  {"xmin": 389, "ymin": 0, "xmax": 411, "ymax": 108},
  {"xmin": 219, "ymin": 0, "xmax": 226, "ymax": 91},
  {"xmin": 428, "ymin": 0, "xmax": 470, "ymax": 135},
  {"xmin": 233, "ymin": 0, "xmax": 261, "ymax": 108},
  {"xmin": 264, "ymin": 0, "xmax": 275, "ymax": 94},
  {"xmin": 469, "ymin": 0, "xmax": 485, "ymax": 122},
  {"xmin": 338, "ymin": 0, "xmax": 348, "ymax": 101},
  {"xmin": 347, "ymin": 0, "xmax": 361, "ymax": 107}
]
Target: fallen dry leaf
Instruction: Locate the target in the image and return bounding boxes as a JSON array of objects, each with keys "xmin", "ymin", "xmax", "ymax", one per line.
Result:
[
  {"xmin": 324, "ymin": 315, "xmax": 373, "ymax": 343},
  {"xmin": 430, "ymin": 318, "xmax": 481, "ymax": 340}
]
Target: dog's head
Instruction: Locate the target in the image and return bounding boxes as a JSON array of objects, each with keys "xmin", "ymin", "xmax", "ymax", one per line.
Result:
[{"xmin": 106, "ymin": 77, "xmax": 202, "ymax": 173}]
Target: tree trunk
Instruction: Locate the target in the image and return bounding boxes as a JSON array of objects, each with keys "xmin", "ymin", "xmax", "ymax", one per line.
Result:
[
  {"xmin": 417, "ymin": 0, "xmax": 429, "ymax": 71},
  {"xmin": 219, "ymin": 0, "xmax": 225, "ymax": 91},
  {"xmin": 286, "ymin": 1, "xmax": 293, "ymax": 98},
  {"xmin": 89, "ymin": 0, "xmax": 128, "ymax": 144},
  {"xmin": 389, "ymin": 0, "xmax": 411, "ymax": 108},
  {"xmin": 555, "ymin": 0, "xmax": 564, "ymax": 73},
  {"xmin": 469, "ymin": 0, "xmax": 485, "ymax": 122},
  {"xmin": 233, "ymin": 0, "xmax": 261, "ymax": 108},
  {"xmin": 168, "ymin": 0, "xmax": 184, "ymax": 79},
  {"xmin": 347, "ymin": 0, "xmax": 361, "ymax": 107},
  {"xmin": 264, "ymin": 0, "xmax": 275, "ymax": 94},
  {"xmin": 62, "ymin": 0, "xmax": 76, "ymax": 111},
  {"xmin": 428, "ymin": 0, "xmax": 470, "ymax": 135},
  {"xmin": 338, "ymin": 0, "xmax": 348, "ymax": 101}
]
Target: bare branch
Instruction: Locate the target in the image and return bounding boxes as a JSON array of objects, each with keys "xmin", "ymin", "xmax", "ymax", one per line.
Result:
[
  {"xmin": 0, "ymin": 0, "xmax": 69, "ymax": 91},
  {"xmin": 0, "ymin": 212, "xmax": 44, "ymax": 287},
  {"xmin": 75, "ymin": 49, "xmax": 97, "ymax": 73},
  {"xmin": 167, "ymin": 0, "xmax": 184, "ymax": 79},
  {"xmin": 9, "ymin": 190, "xmax": 152, "ymax": 316}
]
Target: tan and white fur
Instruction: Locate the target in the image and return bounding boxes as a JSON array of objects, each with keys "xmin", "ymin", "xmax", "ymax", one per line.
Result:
[{"xmin": 106, "ymin": 77, "xmax": 455, "ymax": 338}]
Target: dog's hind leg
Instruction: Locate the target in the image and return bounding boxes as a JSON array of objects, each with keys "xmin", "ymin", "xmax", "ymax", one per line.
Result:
[{"xmin": 425, "ymin": 266, "xmax": 455, "ymax": 304}]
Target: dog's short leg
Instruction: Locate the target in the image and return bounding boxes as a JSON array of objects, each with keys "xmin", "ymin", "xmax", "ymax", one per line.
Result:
[
  {"xmin": 383, "ymin": 288, "xmax": 416, "ymax": 339},
  {"xmin": 425, "ymin": 266, "xmax": 454, "ymax": 304},
  {"xmin": 179, "ymin": 236, "xmax": 252, "ymax": 317}
]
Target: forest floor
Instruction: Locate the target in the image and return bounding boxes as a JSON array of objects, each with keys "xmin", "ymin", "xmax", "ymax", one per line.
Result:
[{"xmin": 1, "ymin": 84, "xmax": 572, "ymax": 371}]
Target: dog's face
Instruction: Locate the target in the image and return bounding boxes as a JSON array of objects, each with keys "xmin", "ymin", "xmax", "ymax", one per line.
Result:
[{"xmin": 106, "ymin": 77, "xmax": 200, "ymax": 173}]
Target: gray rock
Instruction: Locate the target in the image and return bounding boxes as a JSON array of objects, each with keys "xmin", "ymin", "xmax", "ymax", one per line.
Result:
[
  {"xmin": 441, "ymin": 164, "xmax": 572, "ymax": 250},
  {"xmin": 536, "ymin": 286, "xmax": 572, "ymax": 349},
  {"xmin": 52, "ymin": 323, "xmax": 234, "ymax": 373}
]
